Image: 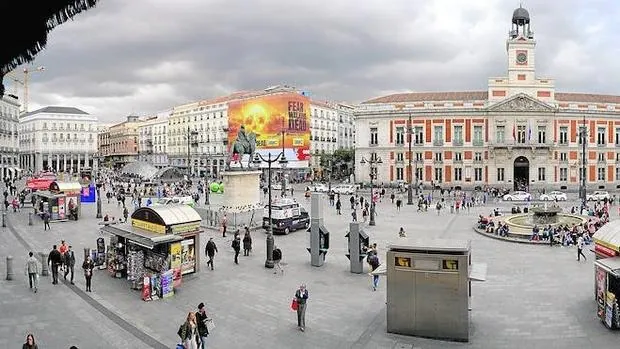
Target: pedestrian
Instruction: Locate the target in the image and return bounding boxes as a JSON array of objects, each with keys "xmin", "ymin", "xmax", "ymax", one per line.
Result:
[
  {"xmin": 398, "ymin": 227, "xmax": 406, "ymax": 238},
  {"xmin": 205, "ymin": 238, "xmax": 218, "ymax": 270},
  {"xmin": 82, "ymin": 255, "xmax": 94, "ymax": 292},
  {"xmin": 64, "ymin": 245, "xmax": 76, "ymax": 285},
  {"xmin": 351, "ymin": 210, "xmax": 357, "ymax": 222},
  {"xmin": 22, "ymin": 333, "xmax": 38, "ymax": 349},
  {"xmin": 242, "ymin": 230, "xmax": 252, "ymax": 256},
  {"xmin": 577, "ymin": 235, "xmax": 587, "ymax": 261},
  {"xmin": 335, "ymin": 199, "xmax": 341, "ymax": 215},
  {"xmin": 47, "ymin": 245, "xmax": 61, "ymax": 285},
  {"xmin": 273, "ymin": 245, "xmax": 283, "ymax": 274},
  {"xmin": 59, "ymin": 240, "xmax": 68, "ymax": 273},
  {"xmin": 177, "ymin": 312, "xmax": 200, "ymax": 349},
  {"xmin": 368, "ymin": 253, "xmax": 380, "ymax": 291},
  {"xmin": 123, "ymin": 206, "xmax": 129, "ymax": 223},
  {"xmin": 232, "ymin": 235, "xmax": 241, "ymax": 264},
  {"xmin": 43, "ymin": 211, "xmax": 51, "ymax": 230},
  {"xmin": 294, "ymin": 284, "xmax": 309, "ymax": 332},
  {"xmin": 195, "ymin": 303, "xmax": 210, "ymax": 349},
  {"xmin": 24, "ymin": 252, "xmax": 39, "ymax": 293},
  {"xmin": 396, "ymin": 196, "xmax": 402, "ymax": 211},
  {"xmin": 349, "ymin": 195, "xmax": 355, "ymax": 209},
  {"xmin": 221, "ymin": 214, "xmax": 228, "ymax": 237}
]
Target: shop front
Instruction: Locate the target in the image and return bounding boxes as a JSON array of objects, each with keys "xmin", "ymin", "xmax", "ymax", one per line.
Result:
[
  {"xmin": 99, "ymin": 205, "xmax": 202, "ymax": 301},
  {"xmin": 33, "ymin": 181, "xmax": 82, "ymax": 222},
  {"xmin": 593, "ymin": 221, "xmax": 620, "ymax": 329}
]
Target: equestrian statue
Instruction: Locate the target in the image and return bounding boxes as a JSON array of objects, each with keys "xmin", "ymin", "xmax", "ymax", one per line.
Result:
[{"xmin": 227, "ymin": 125, "xmax": 257, "ymax": 169}]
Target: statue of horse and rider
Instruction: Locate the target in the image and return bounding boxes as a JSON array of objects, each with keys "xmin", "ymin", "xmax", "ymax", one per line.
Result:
[{"xmin": 228, "ymin": 125, "xmax": 257, "ymax": 169}]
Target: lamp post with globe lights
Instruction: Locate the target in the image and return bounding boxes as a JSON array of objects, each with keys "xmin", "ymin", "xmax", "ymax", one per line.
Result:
[{"xmin": 359, "ymin": 156, "xmax": 382, "ymax": 226}]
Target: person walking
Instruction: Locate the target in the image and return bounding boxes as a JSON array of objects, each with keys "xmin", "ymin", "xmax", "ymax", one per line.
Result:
[
  {"xmin": 294, "ymin": 284, "xmax": 309, "ymax": 332},
  {"xmin": 59, "ymin": 240, "xmax": 68, "ymax": 273},
  {"xmin": 242, "ymin": 230, "xmax": 252, "ymax": 256},
  {"xmin": 232, "ymin": 235, "xmax": 241, "ymax": 264},
  {"xmin": 273, "ymin": 245, "xmax": 284, "ymax": 274},
  {"xmin": 82, "ymin": 255, "xmax": 95, "ymax": 292},
  {"xmin": 43, "ymin": 211, "xmax": 51, "ymax": 230},
  {"xmin": 22, "ymin": 333, "xmax": 38, "ymax": 349},
  {"xmin": 368, "ymin": 253, "xmax": 381, "ymax": 291},
  {"xmin": 24, "ymin": 252, "xmax": 39, "ymax": 293},
  {"xmin": 335, "ymin": 199, "xmax": 342, "ymax": 215},
  {"xmin": 221, "ymin": 214, "xmax": 228, "ymax": 237},
  {"xmin": 351, "ymin": 209, "xmax": 357, "ymax": 222},
  {"xmin": 205, "ymin": 238, "xmax": 218, "ymax": 270},
  {"xmin": 195, "ymin": 303, "xmax": 210, "ymax": 349},
  {"xmin": 47, "ymin": 245, "xmax": 61, "ymax": 285},
  {"xmin": 177, "ymin": 312, "xmax": 200, "ymax": 349},
  {"xmin": 64, "ymin": 245, "xmax": 76, "ymax": 284},
  {"xmin": 577, "ymin": 234, "xmax": 587, "ymax": 261}
]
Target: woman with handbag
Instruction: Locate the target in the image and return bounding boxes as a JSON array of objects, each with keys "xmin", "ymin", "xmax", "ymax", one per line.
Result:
[
  {"xmin": 177, "ymin": 312, "xmax": 200, "ymax": 349},
  {"xmin": 82, "ymin": 255, "xmax": 95, "ymax": 292},
  {"xmin": 294, "ymin": 284, "xmax": 309, "ymax": 332}
]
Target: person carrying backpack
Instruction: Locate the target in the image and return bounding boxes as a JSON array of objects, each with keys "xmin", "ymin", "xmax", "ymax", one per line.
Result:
[{"xmin": 368, "ymin": 253, "xmax": 380, "ymax": 291}]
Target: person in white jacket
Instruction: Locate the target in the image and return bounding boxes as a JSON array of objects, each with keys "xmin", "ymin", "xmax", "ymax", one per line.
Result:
[{"xmin": 24, "ymin": 252, "xmax": 39, "ymax": 293}]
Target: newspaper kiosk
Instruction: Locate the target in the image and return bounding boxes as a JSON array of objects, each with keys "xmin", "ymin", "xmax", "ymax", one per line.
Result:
[{"xmin": 593, "ymin": 222, "xmax": 620, "ymax": 329}]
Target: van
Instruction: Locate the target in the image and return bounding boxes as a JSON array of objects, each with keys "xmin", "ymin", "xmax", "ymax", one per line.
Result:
[{"xmin": 262, "ymin": 198, "xmax": 309, "ymax": 235}]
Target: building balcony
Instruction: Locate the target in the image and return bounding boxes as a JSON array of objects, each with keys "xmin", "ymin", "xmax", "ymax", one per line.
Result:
[
  {"xmin": 472, "ymin": 140, "xmax": 484, "ymax": 147},
  {"xmin": 433, "ymin": 140, "xmax": 444, "ymax": 147},
  {"xmin": 488, "ymin": 140, "xmax": 554, "ymax": 149},
  {"xmin": 395, "ymin": 142, "xmax": 405, "ymax": 147},
  {"xmin": 452, "ymin": 139, "xmax": 463, "ymax": 146},
  {"xmin": 368, "ymin": 142, "xmax": 379, "ymax": 147},
  {"xmin": 433, "ymin": 159, "xmax": 443, "ymax": 164},
  {"xmin": 557, "ymin": 141, "xmax": 569, "ymax": 146}
]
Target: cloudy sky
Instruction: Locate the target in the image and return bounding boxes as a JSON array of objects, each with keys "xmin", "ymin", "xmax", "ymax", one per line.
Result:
[{"xmin": 11, "ymin": 0, "xmax": 620, "ymax": 122}]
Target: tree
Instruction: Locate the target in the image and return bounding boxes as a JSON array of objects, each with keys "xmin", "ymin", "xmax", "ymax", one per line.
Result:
[{"xmin": 319, "ymin": 148, "xmax": 355, "ymax": 180}]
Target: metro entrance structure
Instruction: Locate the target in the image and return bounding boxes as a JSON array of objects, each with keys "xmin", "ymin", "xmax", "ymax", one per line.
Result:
[{"xmin": 355, "ymin": 6, "xmax": 620, "ymax": 193}]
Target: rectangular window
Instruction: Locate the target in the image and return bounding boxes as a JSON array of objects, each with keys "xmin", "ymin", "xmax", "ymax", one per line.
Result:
[
  {"xmin": 434, "ymin": 152, "xmax": 443, "ymax": 162},
  {"xmin": 615, "ymin": 128, "xmax": 620, "ymax": 145},
  {"xmin": 396, "ymin": 152, "xmax": 404, "ymax": 162},
  {"xmin": 598, "ymin": 153, "xmax": 606, "ymax": 163},
  {"xmin": 415, "ymin": 152, "xmax": 423, "ymax": 161},
  {"xmin": 395, "ymin": 126, "xmax": 405, "ymax": 145},
  {"xmin": 538, "ymin": 167, "xmax": 546, "ymax": 181},
  {"xmin": 396, "ymin": 167, "xmax": 404, "ymax": 180},
  {"xmin": 537, "ymin": 126, "xmax": 546, "ymax": 144},
  {"xmin": 559, "ymin": 168, "xmax": 568, "ymax": 182},
  {"xmin": 559, "ymin": 152, "xmax": 568, "ymax": 161},
  {"xmin": 474, "ymin": 168, "xmax": 483, "ymax": 181},
  {"xmin": 453, "ymin": 125, "xmax": 463, "ymax": 144},
  {"xmin": 497, "ymin": 168, "xmax": 505, "ymax": 182},
  {"xmin": 474, "ymin": 152, "xmax": 482, "ymax": 161},
  {"xmin": 598, "ymin": 167, "xmax": 606, "ymax": 181},
  {"xmin": 370, "ymin": 127, "xmax": 378, "ymax": 145},
  {"xmin": 517, "ymin": 125, "xmax": 527, "ymax": 144},
  {"xmin": 616, "ymin": 168, "xmax": 620, "ymax": 181},
  {"xmin": 495, "ymin": 126, "xmax": 505, "ymax": 143},
  {"xmin": 559, "ymin": 126, "xmax": 568, "ymax": 144},
  {"xmin": 454, "ymin": 168, "xmax": 462, "ymax": 181},
  {"xmin": 416, "ymin": 167, "xmax": 423, "ymax": 181},
  {"xmin": 434, "ymin": 167, "xmax": 443, "ymax": 183},
  {"xmin": 597, "ymin": 127, "xmax": 606, "ymax": 146},
  {"xmin": 414, "ymin": 127, "xmax": 424, "ymax": 145},
  {"xmin": 454, "ymin": 152, "xmax": 463, "ymax": 162},
  {"xmin": 473, "ymin": 125, "xmax": 483, "ymax": 144},
  {"xmin": 433, "ymin": 126, "xmax": 443, "ymax": 145}
]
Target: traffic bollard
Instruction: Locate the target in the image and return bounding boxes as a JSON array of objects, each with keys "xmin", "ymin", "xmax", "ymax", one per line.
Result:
[
  {"xmin": 39, "ymin": 252, "xmax": 49, "ymax": 276},
  {"xmin": 5, "ymin": 256, "xmax": 14, "ymax": 280},
  {"xmin": 28, "ymin": 212, "xmax": 33, "ymax": 226},
  {"xmin": 2, "ymin": 212, "xmax": 6, "ymax": 227}
]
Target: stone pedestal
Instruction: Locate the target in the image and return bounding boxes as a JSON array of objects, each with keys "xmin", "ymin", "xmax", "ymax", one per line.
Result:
[{"xmin": 221, "ymin": 170, "xmax": 261, "ymax": 213}]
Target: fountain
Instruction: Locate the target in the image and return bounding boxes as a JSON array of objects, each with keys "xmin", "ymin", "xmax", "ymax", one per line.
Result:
[{"xmin": 529, "ymin": 203, "xmax": 562, "ymax": 225}]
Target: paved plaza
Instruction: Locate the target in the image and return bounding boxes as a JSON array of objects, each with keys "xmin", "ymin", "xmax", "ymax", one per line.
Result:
[{"xmin": 1, "ymin": 184, "xmax": 619, "ymax": 348}]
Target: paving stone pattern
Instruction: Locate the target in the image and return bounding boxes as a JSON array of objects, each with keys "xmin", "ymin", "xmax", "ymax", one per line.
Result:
[{"xmin": 1, "ymin": 183, "xmax": 619, "ymax": 349}]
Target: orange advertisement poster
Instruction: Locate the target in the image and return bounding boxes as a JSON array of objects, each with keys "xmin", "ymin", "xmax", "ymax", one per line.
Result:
[{"xmin": 228, "ymin": 93, "xmax": 311, "ymax": 167}]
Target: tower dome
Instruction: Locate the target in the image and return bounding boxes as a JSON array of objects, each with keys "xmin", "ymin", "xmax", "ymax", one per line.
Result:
[{"xmin": 512, "ymin": 6, "xmax": 530, "ymax": 26}]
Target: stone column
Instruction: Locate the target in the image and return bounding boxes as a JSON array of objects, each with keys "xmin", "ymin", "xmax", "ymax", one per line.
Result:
[
  {"xmin": 77, "ymin": 153, "xmax": 81, "ymax": 173},
  {"xmin": 70, "ymin": 156, "xmax": 74, "ymax": 174},
  {"xmin": 63, "ymin": 154, "xmax": 67, "ymax": 173},
  {"xmin": 56, "ymin": 154, "xmax": 60, "ymax": 172},
  {"xmin": 84, "ymin": 153, "xmax": 89, "ymax": 169}
]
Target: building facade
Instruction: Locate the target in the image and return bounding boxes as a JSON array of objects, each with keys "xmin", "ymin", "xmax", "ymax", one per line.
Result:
[
  {"xmin": 18, "ymin": 106, "xmax": 98, "ymax": 173},
  {"xmin": 0, "ymin": 94, "xmax": 20, "ymax": 180},
  {"xmin": 355, "ymin": 7, "xmax": 620, "ymax": 192},
  {"xmin": 137, "ymin": 114, "xmax": 169, "ymax": 168},
  {"xmin": 99, "ymin": 115, "xmax": 142, "ymax": 168}
]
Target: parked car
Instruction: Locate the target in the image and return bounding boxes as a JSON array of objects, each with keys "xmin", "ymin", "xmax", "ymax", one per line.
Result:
[
  {"xmin": 502, "ymin": 191, "xmax": 531, "ymax": 201},
  {"xmin": 539, "ymin": 191, "xmax": 567, "ymax": 201},
  {"xmin": 262, "ymin": 198, "xmax": 310, "ymax": 235},
  {"xmin": 307, "ymin": 183, "xmax": 329, "ymax": 193},
  {"xmin": 586, "ymin": 191, "xmax": 610, "ymax": 201},
  {"xmin": 332, "ymin": 184, "xmax": 357, "ymax": 195}
]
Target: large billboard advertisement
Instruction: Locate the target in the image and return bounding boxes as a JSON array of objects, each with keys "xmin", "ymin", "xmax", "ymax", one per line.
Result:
[{"xmin": 228, "ymin": 93, "xmax": 311, "ymax": 168}]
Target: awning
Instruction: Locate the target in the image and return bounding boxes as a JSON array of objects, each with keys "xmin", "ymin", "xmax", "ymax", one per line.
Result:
[
  {"xmin": 595, "ymin": 257, "xmax": 620, "ymax": 278},
  {"xmin": 34, "ymin": 190, "xmax": 64, "ymax": 199},
  {"xmin": 133, "ymin": 205, "xmax": 201, "ymax": 227},
  {"xmin": 49, "ymin": 181, "xmax": 82, "ymax": 193},
  {"xmin": 593, "ymin": 220, "xmax": 620, "ymax": 253},
  {"xmin": 100, "ymin": 225, "xmax": 182, "ymax": 250}
]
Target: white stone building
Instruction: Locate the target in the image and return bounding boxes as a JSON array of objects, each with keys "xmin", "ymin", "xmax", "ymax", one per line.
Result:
[
  {"xmin": 19, "ymin": 106, "xmax": 98, "ymax": 173},
  {"xmin": 336, "ymin": 103, "xmax": 355, "ymax": 149},
  {"xmin": 0, "ymin": 94, "xmax": 20, "ymax": 180},
  {"xmin": 354, "ymin": 6, "xmax": 620, "ymax": 192},
  {"xmin": 137, "ymin": 112, "xmax": 170, "ymax": 168}
]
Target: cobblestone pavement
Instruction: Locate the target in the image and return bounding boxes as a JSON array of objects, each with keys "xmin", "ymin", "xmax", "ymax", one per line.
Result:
[{"xmin": 1, "ymin": 184, "xmax": 619, "ymax": 348}]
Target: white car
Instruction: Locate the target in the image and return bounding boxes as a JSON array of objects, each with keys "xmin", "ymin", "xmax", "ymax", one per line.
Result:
[
  {"xmin": 539, "ymin": 191, "xmax": 567, "ymax": 201},
  {"xmin": 332, "ymin": 184, "xmax": 357, "ymax": 195},
  {"xmin": 270, "ymin": 183, "xmax": 282, "ymax": 190},
  {"xmin": 587, "ymin": 191, "xmax": 611, "ymax": 201},
  {"xmin": 308, "ymin": 184, "xmax": 329, "ymax": 193},
  {"xmin": 503, "ymin": 191, "xmax": 531, "ymax": 201}
]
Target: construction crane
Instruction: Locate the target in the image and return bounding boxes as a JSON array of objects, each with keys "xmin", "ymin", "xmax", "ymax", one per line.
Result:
[{"xmin": 6, "ymin": 66, "xmax": 45, "ymax": 113}]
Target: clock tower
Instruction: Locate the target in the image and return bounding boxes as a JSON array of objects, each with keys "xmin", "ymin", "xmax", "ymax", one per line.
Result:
[{"xmin": 507, "ymin": 5, "xmax": 536, "ymax": 83}]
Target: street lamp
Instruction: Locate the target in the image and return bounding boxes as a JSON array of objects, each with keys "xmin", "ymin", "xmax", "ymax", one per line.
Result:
[
  {"xmin": 95, "ymin": 181, "xmax": 103, "ymax": 219},
  {"xmin": 360, "ymin": 156, "xmax": 382, "ymax": 226},
  {"xmin": 280, "ymin": 116, "xmax": 288, "ymax": 197},
  {"xmin": 407, "ymin": 112, "xmax": 414, "ymax": 205},
  {"xmin": 186, "ymin": 126, "xmax": 199, "ymax": 177},
  {"xmin": 579, "ymin": 114, "xmax": 587, "ymax": 206},
  {"xmin": 253, "ymin": 151, "xmax": 288, "ymax": 268}
]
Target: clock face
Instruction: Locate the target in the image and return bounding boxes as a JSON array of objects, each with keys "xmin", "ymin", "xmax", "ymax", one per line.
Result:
[{"xmin": 516, "ymin": 52, "xmax": 528, "ymax": 64}]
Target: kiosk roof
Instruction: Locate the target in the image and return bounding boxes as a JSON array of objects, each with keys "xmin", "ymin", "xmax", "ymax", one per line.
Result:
[
  {"xmin": 133, "ymin": 205, "xmax": 201, "ymax": 227},
  {"xmin": 388, "ymin": 238, "xmax": 471, "ymax": 253},
  {"xmin": 101, "ymin": 225, "xmax": 182, "ymax": 250},
  {"xmin": 50, "ymin": 181, "xmax": 82, "ymax": 193},
  {"xmin": 593, "ymin": 220, "xmax": 620, "ymax": 252}
]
